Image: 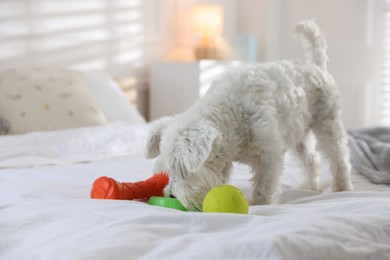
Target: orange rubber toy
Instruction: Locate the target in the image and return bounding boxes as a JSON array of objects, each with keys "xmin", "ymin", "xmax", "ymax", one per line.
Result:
[{"xmin": 90, "ymin": 172, "xmax": 169, "ymax": 200}]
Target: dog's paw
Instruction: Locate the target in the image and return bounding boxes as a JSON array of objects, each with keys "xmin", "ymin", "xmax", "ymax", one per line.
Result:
[
  {"xmin": 332, "ymin": 181, "xmax": 354, "ymax": 192},
  {"xmin": 299, "ymin": 180, "xmax": 321, "ymax": 192},
  {"xmin": 250, "ymin": 194, "xmax": 278, "ymax": 206}
]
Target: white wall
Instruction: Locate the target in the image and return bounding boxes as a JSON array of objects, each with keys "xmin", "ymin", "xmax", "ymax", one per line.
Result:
[{"xmin": 236, "ymin": 0, "xmax": 267, "ymax": 61}]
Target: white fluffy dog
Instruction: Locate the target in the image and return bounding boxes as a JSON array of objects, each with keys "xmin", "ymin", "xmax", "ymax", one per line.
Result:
[{"xmin": 146, "ymin": 20, "xmax": 353, "ymax": 211}]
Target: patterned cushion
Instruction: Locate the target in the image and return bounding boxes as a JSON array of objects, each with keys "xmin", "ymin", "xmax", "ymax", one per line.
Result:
[{"xmin": 0, "ymin": 68, "xmax": 108, "ymax": 134}]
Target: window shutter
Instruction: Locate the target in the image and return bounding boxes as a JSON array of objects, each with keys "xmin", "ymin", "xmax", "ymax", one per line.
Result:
[{"xmin": 381, "ymin": 0, "xmax": 390, "ymax": 125}]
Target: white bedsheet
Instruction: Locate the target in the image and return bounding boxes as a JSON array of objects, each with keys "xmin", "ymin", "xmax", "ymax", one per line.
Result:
[
  {"xmin": 0, "ymin": 123, "xmax": 149, "ymax": 168},
  {"xmin": 1, "ymin": 124, "xmax": 390, "ymax": 260}
]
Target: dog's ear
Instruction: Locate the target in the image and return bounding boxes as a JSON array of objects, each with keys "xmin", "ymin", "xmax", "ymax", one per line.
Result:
[
  {"xmin": 171, "ymin": 123, "xmax": 221, "ymax": 172},
  {"xmin": 145, "ymin": 117, "xmax": 173, "ymax": 158}
]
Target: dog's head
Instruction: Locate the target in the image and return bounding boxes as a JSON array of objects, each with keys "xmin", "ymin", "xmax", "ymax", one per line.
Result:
[{"xmin": 145, "ymin": 117, "xmax": 225, "ymax": 211}]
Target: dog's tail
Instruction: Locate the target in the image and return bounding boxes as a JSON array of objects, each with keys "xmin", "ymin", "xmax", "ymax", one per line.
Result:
[{"xmin": 295, "ymin": 19, "xmax": 328, "ymax": 70}]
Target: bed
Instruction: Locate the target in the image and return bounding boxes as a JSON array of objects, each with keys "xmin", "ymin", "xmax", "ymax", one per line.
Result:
[{"xmin": 1, "ymin": 68, "xmax": 390, "ymax": 260}]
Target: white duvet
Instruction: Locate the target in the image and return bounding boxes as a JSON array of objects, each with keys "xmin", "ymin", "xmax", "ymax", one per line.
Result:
[{"xmin": 1, "ymin": 124, "xmax": 390, "ymax": 260}]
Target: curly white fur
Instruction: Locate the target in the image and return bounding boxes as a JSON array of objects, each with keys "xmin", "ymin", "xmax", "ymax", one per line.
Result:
[{"xmin": 146, "ymin": 20, "xmax": 353, "ymax": 211}]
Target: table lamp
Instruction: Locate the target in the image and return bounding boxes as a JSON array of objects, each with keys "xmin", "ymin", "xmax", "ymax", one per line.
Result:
[{"xmin": 192, "ymin": 4, "xmax": 224, "ymax": 60}]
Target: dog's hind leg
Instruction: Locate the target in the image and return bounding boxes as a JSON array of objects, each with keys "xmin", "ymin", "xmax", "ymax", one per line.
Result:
[
  {"xmin": 312, "ymin": 117, "xmax": 353, "ymax": 192},
  {"xmin": 292, "ymin": 131, "xmax": 321, "ymax": 191}
]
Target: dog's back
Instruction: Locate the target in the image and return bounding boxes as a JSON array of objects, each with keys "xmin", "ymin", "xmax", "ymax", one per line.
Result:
[{"xmin": 187, "ymin": 20, "xmax": 339, "ymax": 148}]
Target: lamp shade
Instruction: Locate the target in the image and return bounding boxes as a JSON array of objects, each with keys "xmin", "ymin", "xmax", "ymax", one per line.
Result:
[{"xmin": 192, "ymin": 4, "xmax": 224, "ymax": 36}]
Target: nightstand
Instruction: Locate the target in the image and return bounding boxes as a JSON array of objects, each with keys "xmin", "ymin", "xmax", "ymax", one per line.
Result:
[{"xmin": 149, "ymin": 60, "xmax": 242, "ymax": 120}]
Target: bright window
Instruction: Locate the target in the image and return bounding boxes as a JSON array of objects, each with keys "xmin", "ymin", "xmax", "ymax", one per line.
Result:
[{"xmin": 381, "ymin": 0, "xmax": 390, "ymax": 125}]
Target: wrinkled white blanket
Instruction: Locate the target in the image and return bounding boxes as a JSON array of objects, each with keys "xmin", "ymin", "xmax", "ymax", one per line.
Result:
[
  {"xmin": 0, "ymin": 124, "xmax": 149, "ymax": 168},
  {"xmin": 1, "ymin": 124, "xmax": 390, "ymax": 260},
  {"xmin": 348, "ymin": 127, "xmax": 390, "ymax": 184}
]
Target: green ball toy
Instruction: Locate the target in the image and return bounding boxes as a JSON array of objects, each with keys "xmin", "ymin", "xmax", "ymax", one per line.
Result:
[{"xmin": 203, "ymin": 185, "xmax": 248, "ymax": 214}]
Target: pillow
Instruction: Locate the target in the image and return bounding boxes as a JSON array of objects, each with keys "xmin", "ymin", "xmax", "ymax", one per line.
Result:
[
  {"xmin": 83, "ymin": 71, "xmax": 145, "ymax": 124},
  {"xmin": 0, "ymin": 68, "xmax": 108, "ymax": 134}
]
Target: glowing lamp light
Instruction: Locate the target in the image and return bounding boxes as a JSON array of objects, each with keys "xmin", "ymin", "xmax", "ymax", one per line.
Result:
[
  {"xmin": 192, "ymin": 4, "xmax": 224, "ymax": 36},
  {"xmin": 192, "ymin": 4, "xmax": 224, "ymax": 60}
]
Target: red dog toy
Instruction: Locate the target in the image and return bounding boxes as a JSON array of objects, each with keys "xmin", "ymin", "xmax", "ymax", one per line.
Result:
[{"xmin": 90, "ymin": 172, "xmax": 169, "ymax": 200}]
